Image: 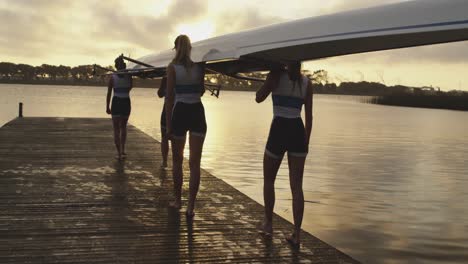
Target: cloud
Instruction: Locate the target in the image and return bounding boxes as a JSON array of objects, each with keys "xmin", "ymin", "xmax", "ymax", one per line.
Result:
[
  {"xmin": 0, "ymin": 0, "xmax": 208, "ymax": 65},
  {"xmin": 90, "ymin": 0, "xmax": 208, "ymax": 50},
  {"xmin": 0, "ymin": 7, "xmax": 61, "ymax": 58},
  {"xmin": 80, "ymin": 0, "xmax": 209, "ymax": 64}
]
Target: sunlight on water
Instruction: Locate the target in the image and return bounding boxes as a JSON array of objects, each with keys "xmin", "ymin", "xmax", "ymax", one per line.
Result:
[{"xmin": 2, "ymin": 84, "xmax": 468, "ymax": 263}]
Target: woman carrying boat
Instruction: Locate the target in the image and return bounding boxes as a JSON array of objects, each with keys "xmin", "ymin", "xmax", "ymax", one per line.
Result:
[
  {"xmin": 255, "ymin": 62, "xmax": 313, "ymax": 247},
  {"xmin": 157, "ymin": 76, "xmax": 169, "ymax": 169},
  {"xmin": 165, "ymin": 35, "xmax": 206, "ymax": 218},
  {"xmin": 106, "ymin": 56, "xmax": 133, "ymax": 160}
]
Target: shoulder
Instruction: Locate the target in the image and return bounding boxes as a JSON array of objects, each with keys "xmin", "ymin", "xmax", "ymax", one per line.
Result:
[
  {"xmin": 166, "ymin": 64, "xmax": 176, "ymax": 77},
  {"xmin": 167, "ymin": 63, "xmax": 176, "ymax": 71}
]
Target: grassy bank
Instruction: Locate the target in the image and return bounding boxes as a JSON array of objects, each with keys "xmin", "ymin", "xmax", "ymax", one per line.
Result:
[{"xmin": 371, "ymin": 93, "xmax": 468, "ymax": 111}]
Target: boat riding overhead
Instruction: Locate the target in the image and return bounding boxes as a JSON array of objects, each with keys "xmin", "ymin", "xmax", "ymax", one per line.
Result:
[{"xmin": 98, "ymin": 0, "xmax": 468, "ymax": 90}]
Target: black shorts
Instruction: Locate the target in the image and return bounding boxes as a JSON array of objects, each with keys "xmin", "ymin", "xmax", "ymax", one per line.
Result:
[
  {"xmin": 111, "ymin": 97, "xmax": 131, "ymax": 117},
  {"xmin": 171, "ymin": 102, "xmax": 207, "ymax": 138},
  {"xmin": 160, "ymin": 103, "xmax": 167, "ymax": 139},
  {"xmin": 266, "ymin": 117, "xmax": 308, "ymax": 159}
]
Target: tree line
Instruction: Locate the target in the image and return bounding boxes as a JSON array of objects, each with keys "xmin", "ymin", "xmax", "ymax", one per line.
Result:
[
  {"xmin": 1, "ymin": 62, "xmax": 466, "ymax": 96},
  {"xmin": 0, "ymin": 62, "xmax": 98, "ymax": 81}
]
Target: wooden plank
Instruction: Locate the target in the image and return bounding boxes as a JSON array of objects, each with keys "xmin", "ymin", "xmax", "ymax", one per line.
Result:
[{"xmin": 0, "ymin": 117, "xmax": 359, "ymax": 263}]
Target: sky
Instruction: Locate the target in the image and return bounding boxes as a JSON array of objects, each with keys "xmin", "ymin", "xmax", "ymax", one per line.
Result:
[{"xmin": 1, "ymin": 0, "xmax": 467, "ymax": 90}]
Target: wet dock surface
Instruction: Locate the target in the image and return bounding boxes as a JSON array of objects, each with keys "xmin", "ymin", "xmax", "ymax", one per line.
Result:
[{"xmin": 0, "ymin": 117, "xmax": 359, "ymax": 263}]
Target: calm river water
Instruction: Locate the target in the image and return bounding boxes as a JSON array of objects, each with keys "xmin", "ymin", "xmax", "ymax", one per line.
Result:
[{"xmin": 1, "ymin": 84, "xmax": 468, "ymax": 264}]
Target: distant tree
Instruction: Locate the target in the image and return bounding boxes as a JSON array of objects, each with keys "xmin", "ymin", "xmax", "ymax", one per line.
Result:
[
  {"xmin": 35, "ymin": 66, "xmax": 45, "ymax": 79},
  {"xmin": 339, "ymin": 81, "xmax": 388, "ymax": 95},
  {"xmin": 323, "ymin": 83, "xmax": 338, "ymax": 94},
  {"xmin": 71, "ymin": 66, "xmax": 80, "ymax": 80},
  {"xmin": 70, "ymin": 65, "xmax": 93, "ymax": 80},
  {"xmin": 0, "ymin": 62, "xmax": 16, "ymax": 79},
  {"xmin": 307, "ymin": 69, "xmax": 328, "ymax": 85},
  {"xmin": 17, "ymin": 64, "xmax": 36, "ymax": 80},
  {"xmin": 389, "ymin": 85, "xmax": 412, "ymax": 94},
  {"xmin": 41, "ymin": 64, "xmax": 59, "ymax": 80},
  {"xmin": 57, "ymin": 65, "xmax": 71, "ymax": 80},
  {"xmin": 79, "ymin": 65, "xmax": 93, "ymax": 80}
]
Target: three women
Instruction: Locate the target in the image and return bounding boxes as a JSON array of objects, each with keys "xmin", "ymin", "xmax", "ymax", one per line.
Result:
[{"xmin": 107, "ymin": 35, "xmax": 313, "ymax": 248}]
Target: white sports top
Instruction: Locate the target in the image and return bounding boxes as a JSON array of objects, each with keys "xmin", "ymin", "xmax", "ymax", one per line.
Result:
[
  {"xmin": 112, "ymin": 74, "xmax": 132, "ymax": 98},
  {"xmin": 271, "ymin": 72, "xmax": 308, "ymax": 118},
  {"xmin": 173, "ymin": 63, "xmax": 204, "ymax": 104}
]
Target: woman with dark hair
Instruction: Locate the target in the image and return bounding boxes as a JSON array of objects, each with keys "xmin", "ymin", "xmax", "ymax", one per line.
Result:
[
  {"xmin": 106, "ymin": 56, "xmax": 133, "ymax": 160},
  {"xmin": 255, "ymin": 62, "xmax": 313, "ymax": 247},
  {"xmin": 165, "ymin": 35, "xmax": 206, "ymax": 218}
]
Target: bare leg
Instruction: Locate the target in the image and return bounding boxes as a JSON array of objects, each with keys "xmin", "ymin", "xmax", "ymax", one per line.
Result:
[
  {"xmin": 286, "ymin": 154, "xmax": 306, "ymax": 246},
  {"xmin": 261, "ymin": 153, "xmax": 282, "ymax": 235},
  {"xmin": 112, "ymin": 117, "xmax": 122, "ymax": 159},
  {"xmin": 161, "ymin": 135, "xmax": 169, "ymax": 168},
  {"xmin": 120, "ymin": 117, "xmax": 129, "ymax": 156},
  {"xmin": 170, "ymin": 136, "xmax": 186, "ymax": 209},
  {"xmin": 186, "ymin": 133, "xmax": 205, "ymax": 216}
]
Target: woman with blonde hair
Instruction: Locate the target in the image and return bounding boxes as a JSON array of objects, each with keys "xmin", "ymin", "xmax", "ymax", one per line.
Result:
[
  {"xmin": 165, "ymin": 35, "xmax": 206, "ymax": 218},
  {"xmin": 255, "ymin": 62, "xmax": 313, "ymax": 247}
]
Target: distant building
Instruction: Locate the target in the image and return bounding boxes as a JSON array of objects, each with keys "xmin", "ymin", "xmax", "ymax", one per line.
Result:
[
  {"xmin": 421, "ymin": 86, "xmax": 437, "ymax": 95},
  {"xmin": 410, "ymin": 86, "xmax": 438, "ymax": 95}
]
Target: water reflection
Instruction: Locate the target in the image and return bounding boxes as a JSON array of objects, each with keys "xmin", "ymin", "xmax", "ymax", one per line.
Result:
[
  {"xmin": 2, "ymin": 84, "xmax": 468, "ymax": 263},
  {"xmin": 109, "ymin": 160, "xmax": 129, "ymax": 219}
]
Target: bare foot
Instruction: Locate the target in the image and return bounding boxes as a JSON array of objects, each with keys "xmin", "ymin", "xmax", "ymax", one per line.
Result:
[
  {"xmin": 256, "ymin": 221, "xmax": 273, "ymax": 236},
  {"xmin": 286, "ymin": 232, "xmax": 301, "ymax": 248},
  {"xmin": 185, "ymin": 210, "xmax": 195, "ymax": 219},
  {"xmin": 186, "ymin": 204, "xmax": 195, "ymax": 219},
  {"xmin": 168, "ymin": 201, "xmax": 181, "ymax": 209}
]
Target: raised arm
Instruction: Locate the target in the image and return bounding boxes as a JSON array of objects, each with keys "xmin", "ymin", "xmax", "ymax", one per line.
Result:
[
  {"xmin": 304, "ymin": 79, "xmax": 314, "ymax": 147},
  {"xmin": 106, "ymin": 76, "xmax": 113, "ymax": 114},
  {"xmin": 165, "ymin": 65, "xmax": 176, "ymax": 137},
  {"xmin": 157, "ymin": 77, "xmax": 167, "ymax": 98},
  {"xmin": 255, "ymin": 70, "xmax": 280, "ymax": 103}
]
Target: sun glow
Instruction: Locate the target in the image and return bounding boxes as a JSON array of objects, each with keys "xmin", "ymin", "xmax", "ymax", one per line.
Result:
[{"xmin": 175, "ymin": 21, "xmax": 215, "ymax": 42}]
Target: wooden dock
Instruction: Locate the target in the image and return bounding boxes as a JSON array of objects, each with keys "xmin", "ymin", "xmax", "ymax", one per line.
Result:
[{"xmin": 0, "ymin": 117, "xmax": 359, "ymax": 263}]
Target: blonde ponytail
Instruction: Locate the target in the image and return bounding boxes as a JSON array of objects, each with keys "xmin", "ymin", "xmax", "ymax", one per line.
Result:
[{"xmin": 172, "ymin": 35, "xmax": 194, "ymax": 69}]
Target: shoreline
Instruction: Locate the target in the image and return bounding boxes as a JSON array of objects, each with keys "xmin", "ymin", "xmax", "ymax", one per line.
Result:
[{"xmin": 370, "ymin": 93, "xmax": 468, "ymax": 111}]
